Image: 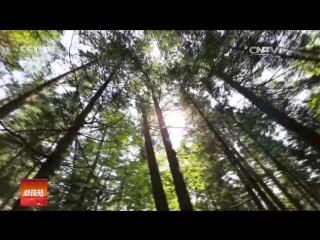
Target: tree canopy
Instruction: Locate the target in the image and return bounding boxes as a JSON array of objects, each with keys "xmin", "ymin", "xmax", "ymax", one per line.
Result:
[{"xmin": 1, "ymin": 30, "xmax": 320, "ymax": 211}]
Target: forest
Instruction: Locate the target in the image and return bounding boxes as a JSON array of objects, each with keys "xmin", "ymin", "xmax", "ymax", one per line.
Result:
[{"xmin": 0, "ymin": 30, "xmax": 320, "ymax": 211}]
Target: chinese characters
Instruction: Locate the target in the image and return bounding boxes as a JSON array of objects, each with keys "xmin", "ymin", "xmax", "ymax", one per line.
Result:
[
  {"xmin": 23, "ymin": 189, "xmax": 44, "ymax": 197},
  {"xmin": 20, "ymin": 179, "xmax": 48, "ymax": 207}
]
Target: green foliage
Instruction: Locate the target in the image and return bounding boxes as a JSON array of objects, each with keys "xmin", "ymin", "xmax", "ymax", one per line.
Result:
[
  {"xmin": 0, "ymin": 30, "xmax": 62, "ymax": 70},
  {"xmin": 1, "ymin": 30, "xmax": 320, "ymax": 211}
]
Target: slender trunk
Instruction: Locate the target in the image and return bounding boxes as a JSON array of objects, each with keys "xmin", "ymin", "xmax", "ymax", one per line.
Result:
[
  {"xmin": 227, "ymin": 136, "xmax": 288, "ymax": 211},
  {"xmin": 216, "ymin": 100, "xmax": 320, "ymax": 209},
  {"xmin": 152, "ymin": 96, "xmax": 193, "ymax": 211},
  {"xmin": 92, "ymin": 167, "xmax": 105, "ymax": 211},
  {"xmin": 185, "ymin": 90, "xmax": 277, "ymax": 210},
  {"xmin": 234, "ymin": 168, "xmax": 266, "ymax": 210},
  {"xmin": 214, "ymin": 169, "xmax": 255, "ymax": 210},
  {"xmin": 10, "ymin": 62, "xmax": 121, "ymax": 211},
  {"xmin": 192, "ymin": 109, "xmax": 264, "ymax": 210},
  {"xmin": 255, "ymin": 158, "xmax": 304, "ymax": 210},
  {"xmin": 141, "ymin": 103, "xmax": 169, "ymax": 211},
  {"xmin": 0, "ymin": 62, "xmax": 92, "ymax": 119},
  {"xmin": 232, "ymin": 133, "xmax": 305, "ymax": 210},
  {"xmin": 76, "ymin": 130, "xmax": 107, "ymax": 210},
  {"xmin": 214, "ymin": 71, "xmax": 320, "ymax": 153},
  {"xmin": 221, "ymin": 125, "xmax": 288, "ymax": 210},
  {"xmin": 231, "ymin": 158, "xmax": 268, "ymax": 210},
  {"xmin": 116, "ymin": 166, "xmax": 128, "ymax": 210},
  {"xmin": 237, "ymin": 156, "xmax": 287, "ymax": 211},
  {"xmin": 279, "ymin": 169, "xmax": 320, "ymax": 209},
  {"xmin": 60, "ymin": 141, "xmax": 79, "ymax": 210}
]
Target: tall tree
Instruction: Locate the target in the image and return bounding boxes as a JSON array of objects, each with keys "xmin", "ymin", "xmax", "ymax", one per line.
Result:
[
  {"xmin": 140, "ymin": 100, "xmax": 169, "ymax": 211},
  {"xmin": 142, "ymin": 71, "xmax": 193, "ymax": 211},
  {"xmin": 10, "ymin": 60, "xmax": 122, "ymax": 211},
  {"xmin": 182, "ymin": 89, "xmax": 278, "ymax": 210},
  {"xmin": 2, "ymin": 30, "xmax": 320, "ymax": 211},
  {"xmin": 0, "ymin": 62, "xmax": 91, "ymax": 119}
]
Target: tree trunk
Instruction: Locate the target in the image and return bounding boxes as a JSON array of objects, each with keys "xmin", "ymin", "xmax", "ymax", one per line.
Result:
[
  {"xmin": 214, "ymin": 71, "xmax": 320, "ymax": 153},
  {"xmin": 211, "ymin": 157, "xmax": 264, "ymax": 210},
  {"xmin": 60, "ymin": 141, "xmax": 80, "ymax": 210},
  {"xmin": 152, "ymin": 96, "xmax": 193, "ymax": 211},
  {"xmin": 234, "ymin": 134, "xmax": 305, "ymax": 210},
  {"xmin": 76, "ymin": 130, "xmax": 107, "ymax": 210},
  {"xmin": 141, "ymin": 103, "xmax": 169, "ymax": 211},
  {"xmin": 235, "ymin": 169, "xmax": 266, "ymax": 210},
  {"xmin": 221, "ymin": 124, "xmax": 288, "ymax": 210},
  {"xmin": 185, "ymin": 90, "xmax": 277, "ymax": 210},
  {"xmin": 10, "ymin": 62, "xmax": 121, "ymax": 211},
  {"xmin": 0, "ymin": 62, "xmax": 92, "ymax": 119},
  {"xmin": 227, "ymin": 134, "xmax": 288, "ymax": 211},
  {"xmin": 216, "ymin": 100, "xmax": 320, "ymax": 209}
]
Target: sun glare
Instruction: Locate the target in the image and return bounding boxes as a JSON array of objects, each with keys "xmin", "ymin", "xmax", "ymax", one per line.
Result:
[
  {"xmin": 163, "ymin": 109, "xmax": 186, "ymax": 149},
  {"xmin": 149, "ymin": 41, "xmax": 186, "ymax": 149}
]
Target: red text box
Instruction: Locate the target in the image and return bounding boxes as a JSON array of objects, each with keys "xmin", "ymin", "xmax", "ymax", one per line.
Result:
[{"xmin": 20, "ymin": 179, "xmax": 48, "ymax": 207}]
